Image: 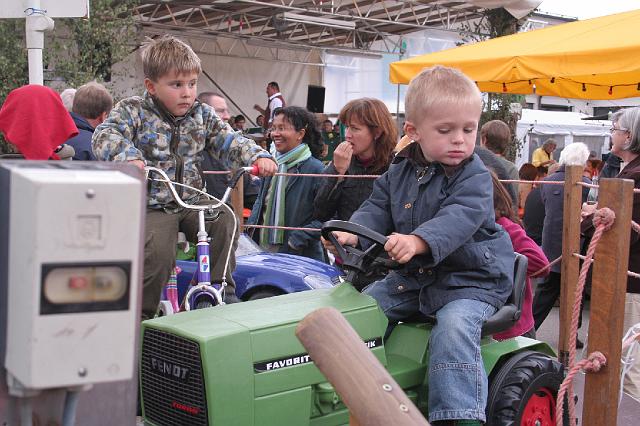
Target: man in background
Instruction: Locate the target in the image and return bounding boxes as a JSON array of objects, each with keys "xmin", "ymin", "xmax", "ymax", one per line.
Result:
[
  {"xmin": 198, "ymin": 92, "xmax": 259, "ymax": 208},
  {"xmin": 67, "ymin": 82, "xmax": 113, "ymax": 161},
  {"xmin": 253, "ymin": 81, "xmax": 285, "ymax": 129},
  {"xmin": 480, "ymin": 120, "xmax": 519, "ymax": 208}
]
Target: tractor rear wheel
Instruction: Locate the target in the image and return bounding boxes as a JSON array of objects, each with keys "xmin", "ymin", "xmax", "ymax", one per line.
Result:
[{"xmin": 486, "ymin": 350, "xmax": 564, "ymax": 426}]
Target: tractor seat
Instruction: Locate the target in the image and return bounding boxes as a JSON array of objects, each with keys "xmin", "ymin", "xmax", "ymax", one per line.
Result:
[{"xmin": 481, "ymin": 253, "xmax": 528, "ymax": 337}]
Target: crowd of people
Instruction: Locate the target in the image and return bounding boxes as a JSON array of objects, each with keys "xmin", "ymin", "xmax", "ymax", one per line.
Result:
[{"xmin": 1, "ymin": 34, "xmax": 640, "ymax": 423}]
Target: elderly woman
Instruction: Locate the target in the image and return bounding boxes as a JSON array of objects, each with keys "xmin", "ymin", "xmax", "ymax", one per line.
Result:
[
  {"xmin": 532, "ymin": 142, "xmax": 591, "ymax": 335},
  {"xmin": 583, "ymin": 107, "xmax": 640, "ymax": 399},
  {"xmin": 532, "ymin": 138, "xmax": 557, "ymax": 173},
  {"xmin": 248, "ymin": 106, "xmax": 325, "ymax": 261}
]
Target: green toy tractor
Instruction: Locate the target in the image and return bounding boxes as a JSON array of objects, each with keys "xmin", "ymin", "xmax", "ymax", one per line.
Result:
[{"xmin": 139, "ymin": 221, "xmax": 564, "ymax": 425}]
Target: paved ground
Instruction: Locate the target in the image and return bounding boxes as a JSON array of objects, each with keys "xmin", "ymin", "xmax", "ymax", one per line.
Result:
[{"xmin": 536, "ymin": 297, "xmax": 640, "ymax": 425}]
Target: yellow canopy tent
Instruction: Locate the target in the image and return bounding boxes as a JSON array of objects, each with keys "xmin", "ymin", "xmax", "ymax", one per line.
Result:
[{"xmin": 389, "ymin": 9, "xmax": 640, "ymax": 100}]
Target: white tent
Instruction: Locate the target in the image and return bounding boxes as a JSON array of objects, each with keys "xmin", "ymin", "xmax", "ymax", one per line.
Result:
[{"xmin": 515, "ymin": 109, "xmax": 611, "ymax": 168}]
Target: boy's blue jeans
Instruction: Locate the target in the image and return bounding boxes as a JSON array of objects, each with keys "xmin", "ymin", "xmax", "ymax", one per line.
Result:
[{"xmin": 364, "ymin": 280, "xmax": 496, "ymax": 423}]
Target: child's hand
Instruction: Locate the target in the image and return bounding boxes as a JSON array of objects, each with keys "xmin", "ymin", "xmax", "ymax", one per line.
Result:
[
  {"xmin": 128, "ymin": 159, "xmax": 145, "ymax": 170},
  {"xmin": 321, "ymin": 231, "xmax": 358, "ymax": 257},
  {"xmin": 384, "ymin": 233, "xmax": 428, "ymax": 264},
  {"xmin": 254, "ymin": 157, "xmax": 277, "ymax": 176}
]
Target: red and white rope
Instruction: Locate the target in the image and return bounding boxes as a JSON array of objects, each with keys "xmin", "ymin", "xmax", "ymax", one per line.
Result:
[
  {"xmin": 556, "ymin": 207, "xmax": 616, "ymax": 425},
  {"xmin": 531, "ymin": 255, "xmax": 562, "ymax": 277}
]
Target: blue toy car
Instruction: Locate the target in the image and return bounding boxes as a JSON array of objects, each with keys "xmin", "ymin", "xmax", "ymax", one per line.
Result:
[{"xmin": 176, "ymin": 233, "xmax": 342, "ymax": 301}]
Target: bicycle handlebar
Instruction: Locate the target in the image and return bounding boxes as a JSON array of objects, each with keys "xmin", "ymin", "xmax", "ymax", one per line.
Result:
[{"xmin": 145, "ymin": 165, "xmax": 259, "ymax": 209}]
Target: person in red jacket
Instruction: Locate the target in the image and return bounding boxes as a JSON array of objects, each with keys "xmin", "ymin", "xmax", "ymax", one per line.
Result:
[{"xmin": 490, "ymin": 172, "xmax": 550, "ymax": 340}]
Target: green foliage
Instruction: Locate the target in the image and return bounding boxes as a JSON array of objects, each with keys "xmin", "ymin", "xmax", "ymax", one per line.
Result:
[
  {"xmin": 48, "ymin": 0, "xmax": 140, "ymax": 87},
  {"xmin": 0, "ymin": 19, "xmax": 29, "ymax": 105},
  {"xmin": 458, "ymin": 8, "xmax": 532, "ymax": 162},
  {"xmin": 0, "ymin": 0, "xmax": 139, "ymax": 105}
]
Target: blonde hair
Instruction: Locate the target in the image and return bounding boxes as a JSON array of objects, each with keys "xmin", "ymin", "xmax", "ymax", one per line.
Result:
[
  {"xmin": 141, "ymin": 36, "xmax": 201, "ymax": 81},
  {"xmin": 405, "ymin": 65, "xmax": 482, "ymax": 124}
]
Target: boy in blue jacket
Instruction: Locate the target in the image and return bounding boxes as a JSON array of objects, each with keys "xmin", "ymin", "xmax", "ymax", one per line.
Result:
[{"xmin": 324, "ymin": 66, "xmax": 514, "ymax": 425}]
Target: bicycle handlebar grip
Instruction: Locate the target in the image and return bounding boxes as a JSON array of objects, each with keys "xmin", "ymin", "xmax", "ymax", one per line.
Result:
[{"xmin": 249, "ymin": 164, "xmax": 260, "ymax": 176}]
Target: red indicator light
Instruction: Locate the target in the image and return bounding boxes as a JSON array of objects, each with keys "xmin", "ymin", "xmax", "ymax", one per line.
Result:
[{"xmin": 68, "ymin": 276, "xmax": 89, "ymax": 290}]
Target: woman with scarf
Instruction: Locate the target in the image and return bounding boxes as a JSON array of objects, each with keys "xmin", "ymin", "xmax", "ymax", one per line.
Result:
[{"xmin": 248, "ymin": 106, "xmax": 325, "ymax": 261}]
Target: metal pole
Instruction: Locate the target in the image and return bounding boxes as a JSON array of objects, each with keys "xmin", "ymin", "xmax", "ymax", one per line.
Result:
[{"xmin": 25, "ymin": 1, "xmax": 55, "ymax": 85}]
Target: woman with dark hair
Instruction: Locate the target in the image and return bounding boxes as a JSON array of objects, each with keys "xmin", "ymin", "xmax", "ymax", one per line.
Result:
[
  {"xmin": 314, "ymin": 98, "xmax": 397, "ymax": 223},
  {"xmin": 248, "ymin": 106, "xmax": 325, "ymax": 261}
]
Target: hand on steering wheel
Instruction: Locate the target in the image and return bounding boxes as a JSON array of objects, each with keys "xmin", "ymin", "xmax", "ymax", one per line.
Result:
[{"xmin": 321, "ymin": 220, "xmax": 400, "ymax": 273}]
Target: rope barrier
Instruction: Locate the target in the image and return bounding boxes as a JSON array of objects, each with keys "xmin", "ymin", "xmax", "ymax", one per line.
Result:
[
  {"xmin": 203, "ymin": 170, "xmax": 381, "ymax": 179},
  {"xmin": 557, "ymin": 351, "xmax": 607, "ymax": 424},
  {"xmin": 531, "ymin": 255, "xmax": 562, "ymax": 277},
  {"xmin": 203, "ymin": 170, "xmax": 577, "ymax": 184},
  {"xmin": 576, "ymin": 181, "xmax": 600, "ymax": 190},
  {"xmin": 500, "ymin": 179, "xmax": 564, "ymax": 185},
  {"xmin": 556, "ymin": 207, "xmax": 616, "ymax": 425},
  {"xmin": 242, "ymin": 224, "xmax": 321, "ymax": 232}
]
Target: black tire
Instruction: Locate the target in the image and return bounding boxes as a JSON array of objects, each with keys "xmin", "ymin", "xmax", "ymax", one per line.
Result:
[
  {"xmin": 195, "ymin": 298, "xmax": 215, "ymax": 309},
  {"xmin": 247, "ymin": 289, "xmax": 283, "ymax": 301},
  {"xmin": 486, "ymin": 350, "xmax": 564, "ymax": 426}
]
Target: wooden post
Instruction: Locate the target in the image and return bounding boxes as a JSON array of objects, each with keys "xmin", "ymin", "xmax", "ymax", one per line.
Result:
[
  {"xmin": 230, "ymin": 174, "xmax": 244, "ymax": 227},
  {"xmin": 558, "ymin": 165, "xmax": 584, "ymax": 366},
  {"xmin": 296, "ymin": 307, "xmax": 429, "ymax": 426},
  {"xmin": 582, "ymin": 178, "xmax": 634, "ymax": 426}
]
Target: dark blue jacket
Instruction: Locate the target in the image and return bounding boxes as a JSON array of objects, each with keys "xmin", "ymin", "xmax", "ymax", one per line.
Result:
[
  {"xmin": 351, "ymin": 143, "xmax": 514, "ymax": 315},
  {"xmin": 248, "ymin": 156, "xmax": 325, "ymax": 261},
  {"xmin": 67, "ymin": 112, "xmax": 96, "ymax": 161},
  {"xmin": 540, "ymin": 166, "xmax": 590, "ymax": 273}
]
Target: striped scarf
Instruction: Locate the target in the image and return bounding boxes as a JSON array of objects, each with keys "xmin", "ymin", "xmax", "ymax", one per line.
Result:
[{"xmin": 260, "ymin": 143, "xmax": 312, "ymax": 246}]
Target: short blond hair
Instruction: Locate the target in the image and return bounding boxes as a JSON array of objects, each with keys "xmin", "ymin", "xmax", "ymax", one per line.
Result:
[
  {"xmin": 141, "ymin": 36, "xmax": 201, "ymax": 81},
  {"xmin": 405, "ymin": 66, "xmax": 481, "ymax": 124}
]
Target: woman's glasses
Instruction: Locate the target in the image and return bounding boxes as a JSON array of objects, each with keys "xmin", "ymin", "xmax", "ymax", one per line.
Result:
[{"xmin": 610, "ymin": 126, "xmax": 629, "ymax": 133}]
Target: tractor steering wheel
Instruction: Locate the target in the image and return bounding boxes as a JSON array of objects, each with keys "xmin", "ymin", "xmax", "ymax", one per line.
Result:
[{"xmin": 321, "ymin": 220, "xmax": 400, "ymax": 280}]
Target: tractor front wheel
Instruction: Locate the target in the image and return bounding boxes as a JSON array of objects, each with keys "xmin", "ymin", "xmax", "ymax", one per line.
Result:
[
  {"xmin": 195, "ymin": 297, "xmax": 215, "ymax": 309},
  {"xmin": 486, "ymin": 350, "xmax": 564, "ymax": 426}
]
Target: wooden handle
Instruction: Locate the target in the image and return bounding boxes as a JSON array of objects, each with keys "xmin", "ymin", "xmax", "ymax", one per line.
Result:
[{"xmin": 296, "ymin": 307, "xmax": 430, "ymax": 426}]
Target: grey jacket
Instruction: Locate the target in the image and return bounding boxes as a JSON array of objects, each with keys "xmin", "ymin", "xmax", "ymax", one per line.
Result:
[{"xmin": 351, "ymin": 143, "xmax": 514, "ymax": 314}]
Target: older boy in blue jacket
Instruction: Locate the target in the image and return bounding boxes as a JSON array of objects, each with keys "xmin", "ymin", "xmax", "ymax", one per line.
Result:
[{"xmin": 324, "ymin": 66, "xmax": 514, "ymax": 425}]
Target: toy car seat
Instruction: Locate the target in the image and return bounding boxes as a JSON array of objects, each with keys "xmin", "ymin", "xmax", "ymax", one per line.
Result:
[{"xmin": 481, "ymin": 253, "xmax": 528, "ymax": 337}]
